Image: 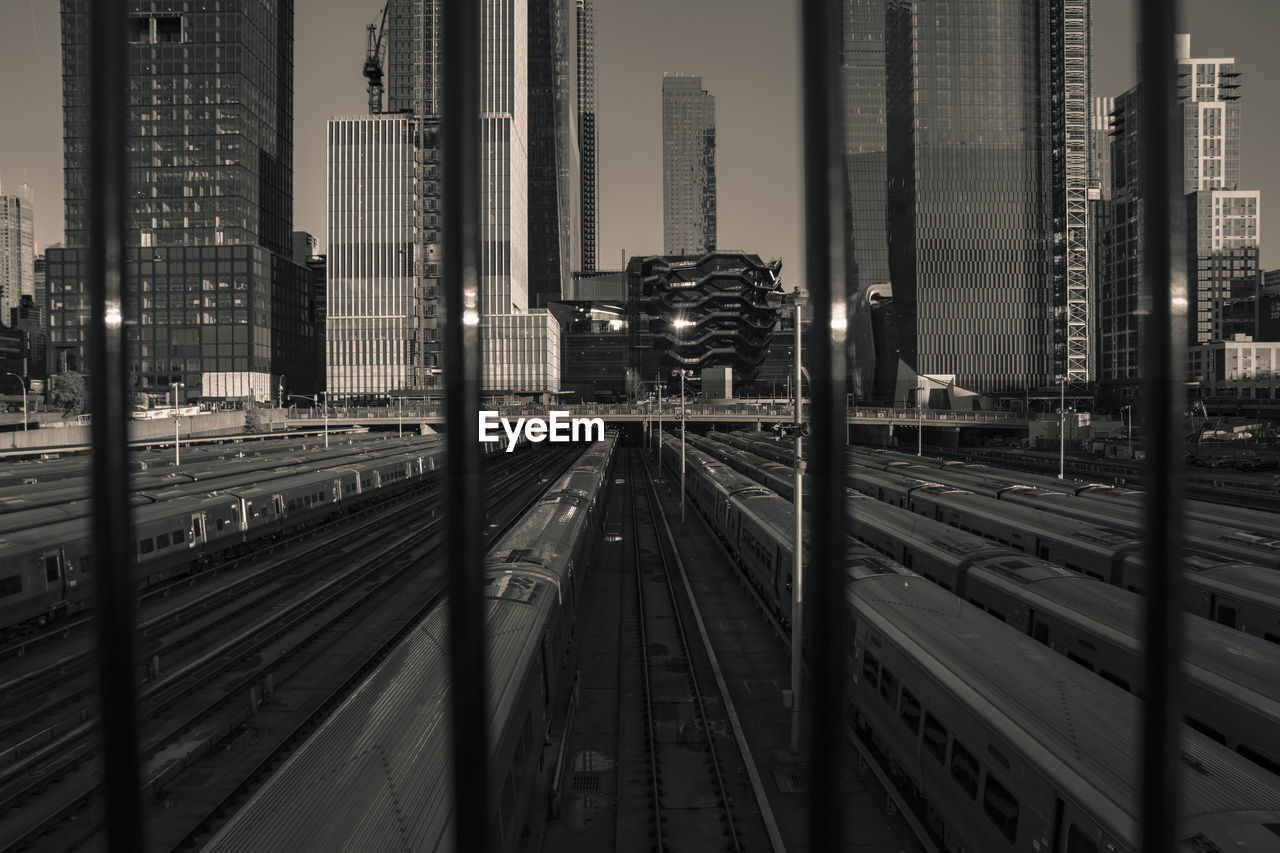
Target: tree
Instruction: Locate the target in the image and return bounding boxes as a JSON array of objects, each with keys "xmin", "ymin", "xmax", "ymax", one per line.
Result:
[
  {"xmin": 50, "ymin": 371, "xmax": 87, "ymax": 417},
  {"xmin": 244, "ymin": 404, "xmax": 270, "ymax": 434}
]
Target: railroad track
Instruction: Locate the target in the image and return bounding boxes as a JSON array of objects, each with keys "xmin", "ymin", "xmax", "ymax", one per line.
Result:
[
  {"xmin": 625, "ymin": 450, "xmax": 744, "ymax": 853},
  {"xmin": 0, "ymin": 450, "xmax": 440, "ymax": 661},
  {"xmin": 0, "ymin": 445, "xmax": 575, "ymax": 853}
]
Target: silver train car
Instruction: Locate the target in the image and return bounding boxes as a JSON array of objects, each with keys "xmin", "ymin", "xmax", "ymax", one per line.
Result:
[
  {"xmin": 847, "ymin": 464, "xmax": 1280, "ymax": 644},
  {"xmin": 0, "ymin": 446, "xmax": 448, "ymax": 635},
  {"xmin": 201, "ymin": 433, "xmax": 618, "ymax": 853},
  {"xmin": 671, "ymin": 437, "xmax": 1280, "ymax": 851}
]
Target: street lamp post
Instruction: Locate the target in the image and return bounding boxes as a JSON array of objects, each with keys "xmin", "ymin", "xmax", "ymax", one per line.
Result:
[
  {"xmin": 1122, "ymin": 404, "xmax": 1132, "ymax": 459},
  {"xmin": 1058, "ymin": 376, "xmax": 1067, "ymax": 480},
  {"xmin": 170, "ymin": 382, "xmax": 185, "ymax": 465},
  {"xmin": 671, "ymin": 367, "xmax": 695, "ymax": 523},
  {"xmin": 785, "ymin": 286, "xmax": 807, "ymax": 754},
  {"xmin": 2, "ymin": 372, "xmax": 27, "ymax": 431},
  {"xmin": 916, "ymin": 393, "xmax": 923, "ymax": 457},
  {"xmin": 656, "ymin": 374, "xmax": 663, "ymax": 477}
]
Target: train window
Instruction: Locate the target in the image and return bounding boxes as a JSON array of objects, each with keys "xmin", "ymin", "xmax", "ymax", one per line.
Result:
[
  {"xmin": 1099, "ymin": 670, "xmax": 1129, "ymax": 692},
  {"xmin": 899, "ymin": 689, "xmax": 921, "ymax": 733},
  {"xmin": 216, "ymin": 518, "xmax": 227, "ymax": 531},
  {"xmin": 139, "ymin": 538, "xmax": 154, "ymax": 554},
  {"xmin": 156, "ymin": 533, "xmax": 170, "ymax": 549},
  {"xmin": 982, "ymin": 774, "xmax": 1019, "ymax": 843},
  {"xmin": 172, "ymin": 529, "xmax": 184, "ymax": 543},
  {"xmin": 879, "ymin": 665, "xmax": 897, "ymax": 705},
  {"xmin": 1067, "ymin": 825, "xmax": 1099, "ymax": 853},
  {"xmin": 950, "ymin": 738, "xmax": 979, "ymax": 800},
  {"xmin": 45, "ymin": 555, "xmax": 61, "ymax": 582},
  {"xmin": 1215, "ymin": 604, "xmax": 1238, "ymax": 629},
  {"xmin": 986, "ymin": 744, "xmax": 1010, "ymax": 770},
  {"xmin": 1186, "ymin": 717, "xmax": 1226, "ymax": 746},
  {"xmin": 923, "ymin": 712, "xmax": 948, "ymax": 763},
  {"xmin": 80, "ymin": 555, "xmax": 93, "ymax": 574},
  {"xmin": 1066, "ymin": 652, "xmax": 1094, "ymax": 672},
  {"xmin": 862, "ymin": 651, "xmax": 880, "ymax": 688},
  {"xmin": 0, "ymin": 575, "xmax": 21, "ymax": 597},
  {"xmin": 1236, "ymin": 744, "xmax": 1280, "ymax": 778}
]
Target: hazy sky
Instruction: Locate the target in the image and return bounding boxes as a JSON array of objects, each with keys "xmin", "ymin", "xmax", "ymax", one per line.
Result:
[{"xmin": 1, "ymin": 0, "xmax": 1277, "ymax": 290}]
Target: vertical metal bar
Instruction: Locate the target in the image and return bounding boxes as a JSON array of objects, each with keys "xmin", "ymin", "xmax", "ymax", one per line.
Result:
[
  {"xmin": 801, "ymin": 0, "xmax": 850, "ymax": 847},
  {"xmin": 87, "ymin": 1, "xmax": 144, "ymax": 850},
  {"xmin": 441, "ymin": 0, "xmax": 489, "ymax": 849},
  {"xmin": 1137, "ymin": 1, "xmax": 1187, "ymax": 851}
]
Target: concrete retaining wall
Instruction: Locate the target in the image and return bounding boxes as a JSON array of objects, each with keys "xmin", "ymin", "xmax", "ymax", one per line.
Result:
[{"xmin": 0, "ymin": 409, "xmax": 286, "ymax": 453}]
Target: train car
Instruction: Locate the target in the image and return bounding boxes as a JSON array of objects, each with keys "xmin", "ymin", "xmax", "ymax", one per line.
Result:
[
  {"xmin": 0, "ymin": 446, "xmax": 448, "ymax": 635},
  {"xmin": 858, "ymin": 445, "xmax": 1280, "ymax": 545},
  {"xmin": 201, "ymin": 434, "xmax": 618, "ymax": 853},
  {"xmin": 695, "ymin": 440, "xmax": 1280, "ymax": 847},
  {"xmin": 846, "ymin": 571, "xmax": 1280, "ymax": 852},
  {"xmin": 840, "ymin": 491, "xmax": 1280, "ymax": 779}
]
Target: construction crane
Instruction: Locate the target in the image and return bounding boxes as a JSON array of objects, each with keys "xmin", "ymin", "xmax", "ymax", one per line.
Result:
[{"xmin": 363, "ymin": 2, "xmax": 393, "ymax": 115}]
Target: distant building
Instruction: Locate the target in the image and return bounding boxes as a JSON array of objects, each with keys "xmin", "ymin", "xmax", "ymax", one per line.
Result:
[
  {"xmin": 662, "ymin": 76, "xmax": 716, "ymax": 256},
  {"xmin": 0, "ymin": 183, "xmax": 35, "ymax": 329},
  {"xmin": 1102, "ymin": 34, "xmax": 1259, "ymax": 393},
  {"xmin": 1188, "ymin": 335, "xmax": 1280, "ymax": 408},
  {"xmin": 1258, "ymin": 269, "xmax": 1280, "ymax": 342},
  {"xmin": 293, "ymin": 232, "xmax": 326, "ymax": 397},
  {"xmin": 627, "ymin": 252, "xmax": 781, "ymax": 393},
  {"xmin": 51, "ymin": 2, "xmax": 317, "ymax": 400},
  {"xmin": 8, "ymin": 295, "xmax": 46, "ymax": 383},
  {"xmin": 567, "ymin": 269, "xmax": 626, "ymax": 302},
  {"xmin": 577, "ymin": 0, "xmax": 598, "ymax": 272},
  {"xmin": 553, "ymin": 302, "xmax": 628, "ymax": 401},
  {"xmin": 326, "ymin": 117, "xmax": 430, "ymax": 401},
  {"xmin": 481, "ymin": 312, "xmax": 561, "ymax": 395},
  {"xmin": 528, "ymin": 0, "xmax": 581, "ymax": 308},
  {"xmin": 885, "ymin": 0, "xmax": 1090, "ymax": 395}
]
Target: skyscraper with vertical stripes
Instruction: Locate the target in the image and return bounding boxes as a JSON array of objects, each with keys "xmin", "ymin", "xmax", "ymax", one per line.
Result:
[
  {"xmin": 577, "ymin": 0, "xmax": 598, "ymax": 273},
  {"xmin": 885, "ymin": 0, "xmax": 1091, "ymax": 396},
  {"xmin": 662, "ymin": 75, "xmax": 717, "ymax": 257}
]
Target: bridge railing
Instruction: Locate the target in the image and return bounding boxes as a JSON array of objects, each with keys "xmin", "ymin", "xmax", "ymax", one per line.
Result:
[{"xmin": 284, "ymin": 402, "xmax": 1028, "ymax": 424}]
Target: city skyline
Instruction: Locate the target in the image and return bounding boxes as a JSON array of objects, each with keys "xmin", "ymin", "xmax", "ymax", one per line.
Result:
[{"xmin": 2, "ymin": 2, "xmax": 1280, "ymax": 290}]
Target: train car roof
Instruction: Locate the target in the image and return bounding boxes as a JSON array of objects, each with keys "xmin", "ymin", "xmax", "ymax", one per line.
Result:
[
  {"xmin": 970, "ymin": 559, "xmax": 1280, "ymax": 716},
  {"xmin": 848, "ymin": 575, "xmax": 1280, "ymax": 841},
  {"xmin": 486, "ymin": 495, "xmax": 594, "ymax": 578},
  {"xmin": 199, "ymin": 582, "xmax": 554, "ymax": 852}
]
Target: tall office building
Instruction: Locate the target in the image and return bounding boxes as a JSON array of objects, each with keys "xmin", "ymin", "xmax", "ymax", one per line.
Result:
[
  {"xmin": 885, "ymin": 0, "xmax": 1090, "ymax": 396},
  {"xmin": 375, "ymin": 0, "xmax": 559, "ymax": 393},
  {"xmin": 662, "ymin": 76, "xmax": 716, "ymax": 257},
  {"xmin": 51, "ymin": 1, "xmax": 317, "ymax": 400},
  {"xmin": 1101, "ymin": 35, "xmax": 1260, "ymax": 390},
  {"xmin": 380, "ymin": 0, "xmax": 445, "ymax": 388},
  {"xmin": 843, "ymin": 1, "xmax": 889, "ymax": 290},
  {"xmin": 842, "ymin": 0, "xmax": 889, "ymax": 400},
  {"xmin": 0, "ymin": 182, "xmax": 35, "ymax": 331},
  {"xmin": 528, "ymin": 0, "xmax": 581, "ymax": 309},
  {"xmin": 327, "ymin": 117, "xmax": 424, "ymax": 400},
  {"xmin": 577, "ymin": 0, "xmax": 598, "ymax": 272}
]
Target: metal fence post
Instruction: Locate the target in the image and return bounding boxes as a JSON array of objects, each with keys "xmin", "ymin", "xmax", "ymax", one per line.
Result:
[
  {"xmin": 1137, "ymin": 1, "xmax": 1188, "ymax": 850},
  {"xmin": 442, "ymin": 0, "xmax": 489, "ymax": 849},
  {"xmin": 88, "ymin": 1, "xmax": 144, "ymax": 849},
  {"xmin": 801, "ymin": 0, "xmax": 850, "ymax": 847}
]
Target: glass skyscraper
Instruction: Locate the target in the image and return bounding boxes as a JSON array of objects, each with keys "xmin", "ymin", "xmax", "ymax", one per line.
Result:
[
  {"xmin": 327, "ymin": 116, "xmax": 424, "ymax": 400},
  {"xmin": 577, "ymin": 0, "xmax": 598, "ymax": 272},
  {"xmin": 1101, "ymin": 35, "xmax": 1260, "ymax": 392},
  {"xmin": 885, "ymin": 0, "xmax": 1089, "ymax": 396},
  {"xmin": 662, "ymin": 76, "xmax": 717, "ymax": 257},
  {"xmin": 0, "ymin": 183, "xmax": 35, "ymax": 327},
  {"xmin": 50, "ymin": 0, "xmax": 317, "ymax": 400}
]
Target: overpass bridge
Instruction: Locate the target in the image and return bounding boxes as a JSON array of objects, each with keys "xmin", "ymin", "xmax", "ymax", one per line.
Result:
[{"xmin": 283, "ymin": 403, "xmax": 1029, "ymax": 442}]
